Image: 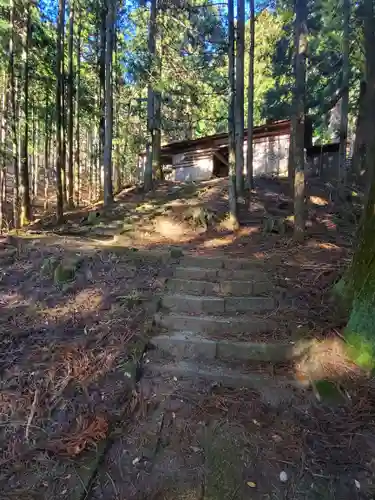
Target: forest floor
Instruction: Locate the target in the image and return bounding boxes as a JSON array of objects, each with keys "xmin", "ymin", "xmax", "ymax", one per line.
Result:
[{"xmin": 1, "ymin": 176, "xmax": 375, "ymax": 499}]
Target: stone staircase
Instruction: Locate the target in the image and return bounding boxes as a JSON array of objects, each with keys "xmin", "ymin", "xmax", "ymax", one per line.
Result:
[{"xmin": 145, "ymin": 254, "xmax": 314, "ymax": 402}]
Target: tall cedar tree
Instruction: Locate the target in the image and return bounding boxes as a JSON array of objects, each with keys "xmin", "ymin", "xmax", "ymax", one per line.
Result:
[
  {"xmin": 227, "ymin": 0, "xmax": 239, "ymax": 229},
  {"xmin": 103, "ymin": 0, "xmax": 115, "ymax": 206},
  {"xmin": 144, "ymin": 0, "xmax": 157, "ymax": 192},
  {"xmin": 19, "ymin": 1, "xmax": 32, "ymax": 225},
  {"xmin": 246, "ymin": 0, "xmax": 255, "ymax": 194},
  {"xmin": 293, "ymin": 0, "xmax": 307, "ymax": 240},
  {"xmin": 55, "ymin": 0, "xmax": 66, "ymax": 222},
  {"xmin": 235, "ymin": 0, "xmax": 245, "ymax": 195},
  {"xmin": 67, "ymin": 0, "xmax": 75, "ymax": 207},
  {"xmin": 338, "ymin": 0, "xmax": 350, "ymax": 191},
  {"xmin": 336, "ymin": 0, "xmax": 375, "ymax": 369}
]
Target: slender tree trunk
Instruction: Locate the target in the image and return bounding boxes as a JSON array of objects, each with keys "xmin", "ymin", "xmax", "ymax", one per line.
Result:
[
  {"xmin": 0, "ymin": 72, "xmax": 6, "ymax": 231},
  {"xmin": 44, "ymin": 92, "xmax": 50, "ymax": 211},
  {"xmin": 338, "ymin": 0, "xmax": 350, "ymax": 191},
  {"xmin": 99, "ymin": 5, "xmax": 106, "ymax": 197},
  {"xmin": 75, "ymin": 8, "xmax": 81, "ymax": 206},
  {"xmin": 352, "ymin": 81, "xmax": 366, "ymax": 180},
  {"xmin": 33, "ymin": 118, "xmax": 39, "ymax": 200},
  {"xmin": 144, "ymin": 0, "xmax": 157, "ymax": 192},
  {"xmin": 293, "ymin": 0, "xmax": 308, "ymax": 241},
  {"xmin": 235, "ymin": 0, "xmax": 245, "ymax": 196},
  {"xmin": 88, "ymin": 129, "xmax": 93, "ymax": 202},
  {"xmin": 55, "ymin": 0, "xmax": 66, "ymax": 222},
  {"xmin": 113, "ymin": 28, "xmax": 121, "ymax": 193},
  {"xmin": 103, "ymin": 0, "xmax": 115, "ymax": 206},
  {"xmin": 13, "ymin": 79, "xmax": 20, "ymax": 228},
  {"xmin": 246, "ymin": 0, "xmax": 255, "ymax": 195},
  {"xmin": 153, "ymin": 24, "xmax": 162, "ymax": 181},
  {"xmin": 227, "ymin": 0, "xmax": 238, "ymax": 229},
  {"xmin": 9, "ymin": 0, "xmax": 19, "ymax": 228},
  {"xmin": 20, "ymin": 3, "xmax": 32, "ymax": 226},
  {"xmin": 67, "ymin": 0, "xmax": 75, "ymax": 207},
  {"xmin": 31, "ymin": 106, "xmax": 35, "ymax": 198},
  {"xmin": 62, "ymin": 25, "xmax": 67, "ymax": 205}
]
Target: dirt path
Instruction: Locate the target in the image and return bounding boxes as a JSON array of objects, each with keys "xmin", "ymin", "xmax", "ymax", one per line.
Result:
[{"xmin": 1, "ymin": 178, "xmax": 373, "ymax": 499}]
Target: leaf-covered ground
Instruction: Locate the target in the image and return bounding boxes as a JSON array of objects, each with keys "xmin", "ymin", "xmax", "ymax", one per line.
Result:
[
  {"xmin": 0, "ymin": 237, "xmax": 168, "ymax": 499},
  {"xmin": 1, "ymin": 177, "xmax": 371, "ymax": 499}
]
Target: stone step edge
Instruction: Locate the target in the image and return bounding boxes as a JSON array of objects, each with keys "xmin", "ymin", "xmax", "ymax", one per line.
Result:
[
  {"xmin": 161, "ymin": 294, "xmax": 276, "ymax": 313},
  {"xmin": 145, "ymin": 359, "xmax": 306, "ymax": 392},
  {"xmin": 150, "ymin": 332, "xmax": 315, "ymax": 363},
  {"xmin": 167, "ymin": 277, "xmax": 271, "ymax": 286},
  {"xmin": 154, "ymin": 311, "xmax": 276, "ymax": 335},
  {"xmin": 180, "ymin": 255, "xmax": 274, "ymax": 270},
  {"xmin": 173, "ymin": 265, "xmax": 270, "ymax": 277}
]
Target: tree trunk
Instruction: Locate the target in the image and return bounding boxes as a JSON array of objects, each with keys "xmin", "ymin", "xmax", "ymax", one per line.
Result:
[
  {"xmin": 227, "ymin": 0, "xmax": 238, "ymax": 229},
  {"xmin": 31, "ymin": 106, "xmax": 35, "ymax": 198},
  {"xmin": 9, "ymin": 0, "xmax": 19, "ymax": 228},
  {"xmin": 246, "ymin": 0, "xmax": 255, "ymax": 195},
  {"xmin": 153, "ymin": 25, "xmax": 162, "ymax": 181},
  {"xmin": 62, "ymin": 25, "xmax": 67, "ymax": 205},
  {"xmin": 144, "ymin": 0, "xmax": 157, "ymax": 192},
  {"xmin": 293, "ymin": 0, "xmax": 307, "ymax": 241},
  {"xmin": 20, "ymin": 3, "xmax": 32, "ymax": 226},
  {"xmin": 33, "ymin": 118, "xmax": 39, "ymax": 200},
  {"xmin": 55, "ymin": 0, "xmax": 66, "ymax": 222},
  {"xmin": 67, "ymin": 0, "xmax": 75, "ymax": 208},
  {"xmin": 75, "ymin": 9, "xmax": 81, "ymax": 206},
  {"xmin": 235, "ymin": 0, "xmax": 245, "ymax": 196},
  {"xmin": 43, "ymin": 91, "xmax": 50, "ymax": 211},
  {"xmin": 113, "ymin": 29, "xmax": 121, "ymax": 193},
  {"xmin": 0, "ymin": 71, "xmax": 6, "ymax": 232},
  {"xmin": 99, "ymin": 4, "xmax": 106, "ymax": 198},
  {"xmin": 103, "ymin": 0, "xmax": 115, "ymax": 206},
  {"xmin": 335, "ymin": 0, "xmax": 375, "ymax": 370},
  {"xmin": 351, "ymin": 81, "xmax": 366, "ymax": 180},
  {"xmin": 338, "ymin": 0, "xmax": 350, "ymax": 191}
]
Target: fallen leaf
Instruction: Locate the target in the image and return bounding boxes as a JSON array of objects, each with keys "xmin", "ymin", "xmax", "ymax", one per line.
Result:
[{"xmin": 247, "ymin": 481, "xmax": 256, "ymax": 488}]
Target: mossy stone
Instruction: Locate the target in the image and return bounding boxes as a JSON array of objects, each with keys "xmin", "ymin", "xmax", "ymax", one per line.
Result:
[
  {"xmin": 41, "ymin": 256, "xmax": 60, "ymax": 277},
  {"xmin": 54, "ymin": 263, "xmax": 76, "ymax": 285}
]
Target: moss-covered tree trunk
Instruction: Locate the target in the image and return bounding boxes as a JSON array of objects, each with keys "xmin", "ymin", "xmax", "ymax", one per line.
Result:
[
  {"xmin": 337, "ymin": 0, "xmax": 375, "ymax": 369},
  {"xmin": 342, "ymin": 183, "xmax": 375, "ymax": 368}
]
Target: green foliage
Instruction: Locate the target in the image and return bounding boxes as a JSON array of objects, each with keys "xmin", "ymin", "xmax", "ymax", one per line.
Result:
[{"xmin": 0, "ymin": 0, "xmax": 367, "ymax": 219}]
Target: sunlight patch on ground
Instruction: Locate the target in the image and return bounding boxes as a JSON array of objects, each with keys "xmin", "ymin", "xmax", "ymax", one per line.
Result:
[
  {"xmin": 294, "ymin": 338, "xmax": 363, "ymax": 384},
  {"xmin": 0, "ymin": 292, "xmax": 29, "ymax": 308},
  {"xmin": 200, "ymin": 235, "xmax": 236, "ymax": 249},
  {"xmin": 307, "ymin": 240, "xmax": 341, "ymax": 251},
  {"xmin": 310, "ymin": 195, "xmax": 328, "ymax": 206},
  {"xmin": 42, "ymin": 288, "xmax": 104, "ymax": 322}
]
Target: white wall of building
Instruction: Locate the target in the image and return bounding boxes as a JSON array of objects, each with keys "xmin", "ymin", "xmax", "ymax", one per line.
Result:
[
  {"xmin": 172, "ymin": 150, "xmax": 213, "ymax": 181},
  {"xmin": 244, "ymin": 133, "xmax": 290, "ymax": 177},
  {"xmin": 170, "ymin": 133, "xmax": 290, "ymax": 180}
]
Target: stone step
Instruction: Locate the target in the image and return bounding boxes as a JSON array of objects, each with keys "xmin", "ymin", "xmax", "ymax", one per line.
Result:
[
  {"xmin": 150, "ymin": 331, "xmax": 314, "ymax": 363},
  {"xmin": 167, "ymin": 278, "xmax": 272, "ymax": 296},
  {"xmin": 173, "ymin": 266, "xmax": 269, "ymax": 282},
  {"xmin": 161, "ymin": 294, "xmax": 276, "ymax": 314},
  {"xmin": 180, "ymin": 255, "xmax": 267, "ymax": 270},
  {"xmin": 143, "ymin": 358, "xmax": 307, "ymax": 405},
  {"xmin": 154, "ymin": 312, "xmax": 275, "ymax": 335}
]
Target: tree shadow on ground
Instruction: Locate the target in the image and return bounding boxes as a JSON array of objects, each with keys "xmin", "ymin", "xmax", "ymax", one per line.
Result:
[{"xmin": 0, "ymin": 175, "xmax": 369, "ymax": 498}]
